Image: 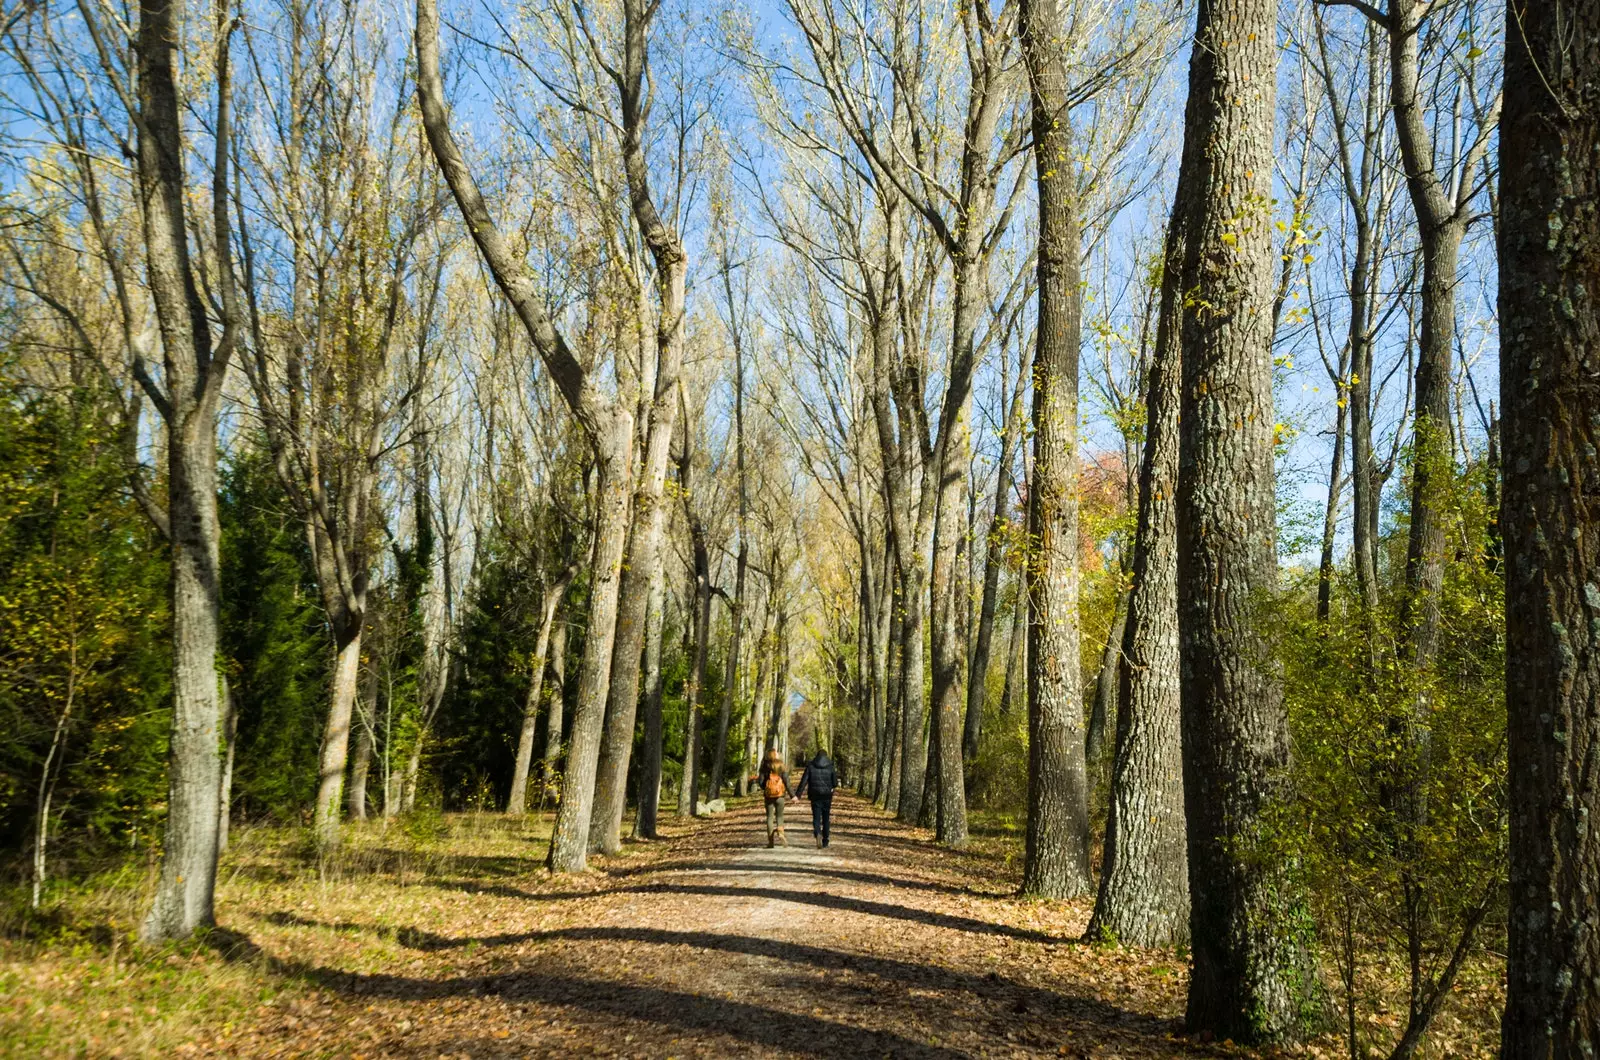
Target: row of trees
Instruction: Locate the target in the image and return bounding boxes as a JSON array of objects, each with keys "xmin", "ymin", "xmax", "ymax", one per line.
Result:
[{"xmin": 0, "ymin": 0, "xmax": 1593, "ymax": 1051}]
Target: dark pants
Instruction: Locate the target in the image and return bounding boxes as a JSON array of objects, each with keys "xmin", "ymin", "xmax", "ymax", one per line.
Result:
[{"xmin": 809, "ymin": 794, "xmax": 833, "ymax": 844}]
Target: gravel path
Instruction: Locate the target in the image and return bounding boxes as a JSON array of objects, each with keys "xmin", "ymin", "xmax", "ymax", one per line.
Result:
[{"xmin": 229, "ymin": 792, "xmax": 1209, "ymax": 1058}]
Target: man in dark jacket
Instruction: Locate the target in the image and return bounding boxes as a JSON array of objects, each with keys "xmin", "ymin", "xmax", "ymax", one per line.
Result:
[{"xmin": 793, "ymin": 749, "xmax": 839, "ymax": 848}]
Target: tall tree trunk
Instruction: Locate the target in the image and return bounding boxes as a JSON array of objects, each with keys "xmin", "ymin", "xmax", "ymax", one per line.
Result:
[
  {"xmin": 709, "ymin": 546, "xmax": 746, "ymax": 798},
  {"xmin": 1172, "ymin": 0, "xmax": 1318, "ymax": 1039},
  {"xmin": 547, "ymin": 423, "xmax": 634, "ymax": 869},
  {"xmin": 966, "ymin": 362, "xmax": 1025, "ymax": 762},
  {"xmin": 678, "ymin": 534, "xmax": 713, "ymax": 816},
  {"xmin": 137, "ymin": 0, "xmax": 235, "ymax": 944},
  {"xmin": 313, "ymin": 622, "xmax": 362, "ymax": 846},
  {"xmin": 998, "ymin": 576, "xmax": 1027, "ymax": 718},
  {"xmin": 1020, "ymin": 0, "xmax": 1090, "ymax": 895},
  {"xmin": 1087, "ymin": 208, "xmax": 1189, "ymax": 949},
  {"xmin": 32, "ymin": 661, "xmax": 75, "ymax": 909},
  {"xmin": 1498, "ymin": 4, "xmax": 1600, "ymax": 1050},
  {"xmin": 1315, "ymin": 378, "xmax": 1350, "ymax": 621},
  {"xmin": 589, "ymin": 0, "xmax": 688, "ymax": 853},
  {"xmin": 883, "ymin": 571, "xmax": 905, "ymax": 814},
  {"xmin": 509, "ymin": 574, "xmax": 571, "ymax": 814},
  {"xmin": 926, "ymin": 275, "xmax": 977, "ymax": 847},
  {"xmin": 1384, "ymin": 0, "xmax": 1490, "ymax": 671},
  {"xmin": 633, "ymin": 562, "xmax": 667, "ymax": 836}
]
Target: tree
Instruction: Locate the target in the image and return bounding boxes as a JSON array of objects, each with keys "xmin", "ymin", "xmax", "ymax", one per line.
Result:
[
  {"xmin": 134, "ymin": 0, "xmax": 241, "ymax": 941},
  {"xmin": 1171, "ymin": 0, "xmax": 1321, "ymax": 1039},
  {"xmin": 1498, "ymin": 0, "xmax": 1600, "ymax": 1050},
  {"xmin": 1086, "ymin": 241, "xmax": 1188, "ymax": 946},
  {"xmin": 235, "ymin": 0, "xmax": 436, "ymax": 845},
  {"xmin": 1018, "ymin": 0, "xmax": 1091, "ymax": 899},
  {"xmin": 416, "ymin": 0, "xmax": 637, "ymax": 874}
]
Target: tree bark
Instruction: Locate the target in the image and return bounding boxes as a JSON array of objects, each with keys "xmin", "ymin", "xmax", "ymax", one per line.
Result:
[
  {"xmin": 1172, "ymin": 0, "xmax": 1318, "ymax": 1039},
  {"xmin": 217, "ymin": 673, "xmax": 238, "ymax": 853},
  {"xmin": 1020, "ymin": 0, "xmax": 1090, "ymax": 896},
  {"xmin": 347, "ymin": 663, "xmax": 374, "ymax": 822},
  {"xmin": 548, "ymin": 426, "xmax": 634, "ymax": 868},
  {"xmin": 1498, "ymin": 2, "xmax": 1600, "ymax": 1050},
  {"xmin": 1087, "ymin": 209, "xmax": 1189, "ymax": 949}
]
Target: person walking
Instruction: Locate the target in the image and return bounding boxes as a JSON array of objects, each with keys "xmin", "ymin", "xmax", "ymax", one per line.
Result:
[
  {"xmin": 794, "ymin": 748, "xmax": 839, "ymax": 848},
  {"xmin": 753, "ymin": 748, "xmax": 792, "ymax": 847}
]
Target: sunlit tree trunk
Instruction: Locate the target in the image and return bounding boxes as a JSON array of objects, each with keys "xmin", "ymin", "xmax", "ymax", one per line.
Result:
[
  {"xmin": 138, "ymin": 0, "xmax": 237, "ymax": 942},
  {"xmin": 1088, "ymin": 208, "xmax": 1189, "ymax": 948},
  {"xmin": 1020, "ymin": 0, "xmax": 1090, "ymax": 895},
  {"xmin": 1172, "ymin": 0, "xmax": 1318, "ymax": 1038},
  {"xmin": 1498, "ymin": 2, "xmax": 1600, "ymax": 1050}
]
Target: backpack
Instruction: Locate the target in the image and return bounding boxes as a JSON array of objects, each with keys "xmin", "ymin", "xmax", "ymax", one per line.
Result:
[{"xmin": 763, "ymin": 768, "xmax": 786, "ymax": 799}]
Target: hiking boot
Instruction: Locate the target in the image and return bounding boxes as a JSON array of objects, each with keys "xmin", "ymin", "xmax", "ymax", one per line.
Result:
[
  {"xmin": 815, "ymin": 835, "xmax": 823, "ymax": 848},
  {"xmin": 767, "ymin": 831, "xmax": 776, "ymax": 848},
  {"xmin": 775, "ymin": 827, "xmax": 787, "ymax": 847}
]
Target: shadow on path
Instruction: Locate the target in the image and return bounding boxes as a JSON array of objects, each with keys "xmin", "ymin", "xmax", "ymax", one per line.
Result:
[{"xmin": 211, "ymin": 929, "xmax": 967, "ymax": 1059}]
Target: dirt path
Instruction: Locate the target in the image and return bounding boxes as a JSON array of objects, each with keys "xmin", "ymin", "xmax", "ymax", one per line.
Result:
[{"xmin": 224, "ymin": 793, "xmax": 1209, "ymax": 1058}]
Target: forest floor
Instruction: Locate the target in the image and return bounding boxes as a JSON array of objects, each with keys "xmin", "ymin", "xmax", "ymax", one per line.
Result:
[{"xmin": 2, "ymin": 792, "xmax": 1500, "ymax": 1058}]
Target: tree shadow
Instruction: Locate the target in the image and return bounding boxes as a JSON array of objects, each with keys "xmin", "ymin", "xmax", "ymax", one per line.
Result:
[
  {"xmin": 211, "ymin": 929, "xmax": 970, "ymax": 1058},
  {"xmin": 221, "ymin": 921, "xmax": 1198, "ymax": 1053},
  {"xmin": 605, "ymin": 859, "xmax": 977, "ymax": 895}
]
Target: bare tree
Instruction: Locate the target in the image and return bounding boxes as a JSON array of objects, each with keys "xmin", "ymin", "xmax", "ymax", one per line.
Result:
[{"xmin": 416, "ymin": 0, "xmax": 638, "ymax": 874}]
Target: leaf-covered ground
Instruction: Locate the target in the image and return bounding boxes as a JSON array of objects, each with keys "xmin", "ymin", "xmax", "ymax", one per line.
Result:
[{"xmin": 2, "ymin": 793, "xmax": 1499, "ymax": 1057}]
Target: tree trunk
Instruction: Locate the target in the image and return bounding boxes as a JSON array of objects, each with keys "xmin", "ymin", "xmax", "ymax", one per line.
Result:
[
  {"xmin": 509, "ymin": 576, "xmax": 568, "ymax": 814},
  {"xmin": 926, "ymin": 276, "xmax": 976, "ymax": 847},
  {"xmin": 347, "ymin": 685, "xmax": 373, "ymax": 822},
  {"xmin": 136, "ymin": 0, "xmax": 232, "ymax": 943},
  {"xmin": 709, "ymin": 544, "xmax": 747, "ymax": 799},
  {"xmin": 883, "ymin": 573, "xmax": 905, "ymax": 814},
  {"xmin": 998, "ymin": 575, "xmax": 1027, "ymax": 718},
  {"xmin": 1498, "ymin": 4, "xmax": 1600, "ymax": 1050},
  {"xmin": 1087, "ymin": 206, "xmax": 1189, "ymax": 949},
  {"xmin": 633, "ymin": 563, "xmax": 667, "ymax": 836},
  {"xmin": 1172, "ymin": 0, "xmax": 1318, "ymax": 1039},
  {"xmin": 1085, "ymin": 587, "xmax": 1129, "ymax": 763},
  {"xmin": 1019, "ymin": 0, "xmax": 1091, "ymax": 894},
  {"xmin": 547, "ymin": 418, "xmax": 635, "ymax": 871},
  {"xmin": 217, "ymin": 674, "xmax": 238, "ymax": 853},
  {"xmin": 32, "ymin": 663, "xmax": 75, "ymax": 909},
  {"xmin": 678, "ymin": 535, "xmax": 713, "ymax": 816},
  {"xmin": 543, "ymin": 619, "xmax": 568, "ymax": 782},
  {"xmin": 966, "ymin": 362, "xmax": 1025, "ymax": 763},
  {"xmin": 313, "ymin": 622, "xmax": 362, "ymax": 846},
  {"xmin": 414, "ymin": 0, "xmax": 637, "ymax": 875},
  {"xmin": 1315, "ymin": 382, "xmax": 1349, "ymax": 622}
]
